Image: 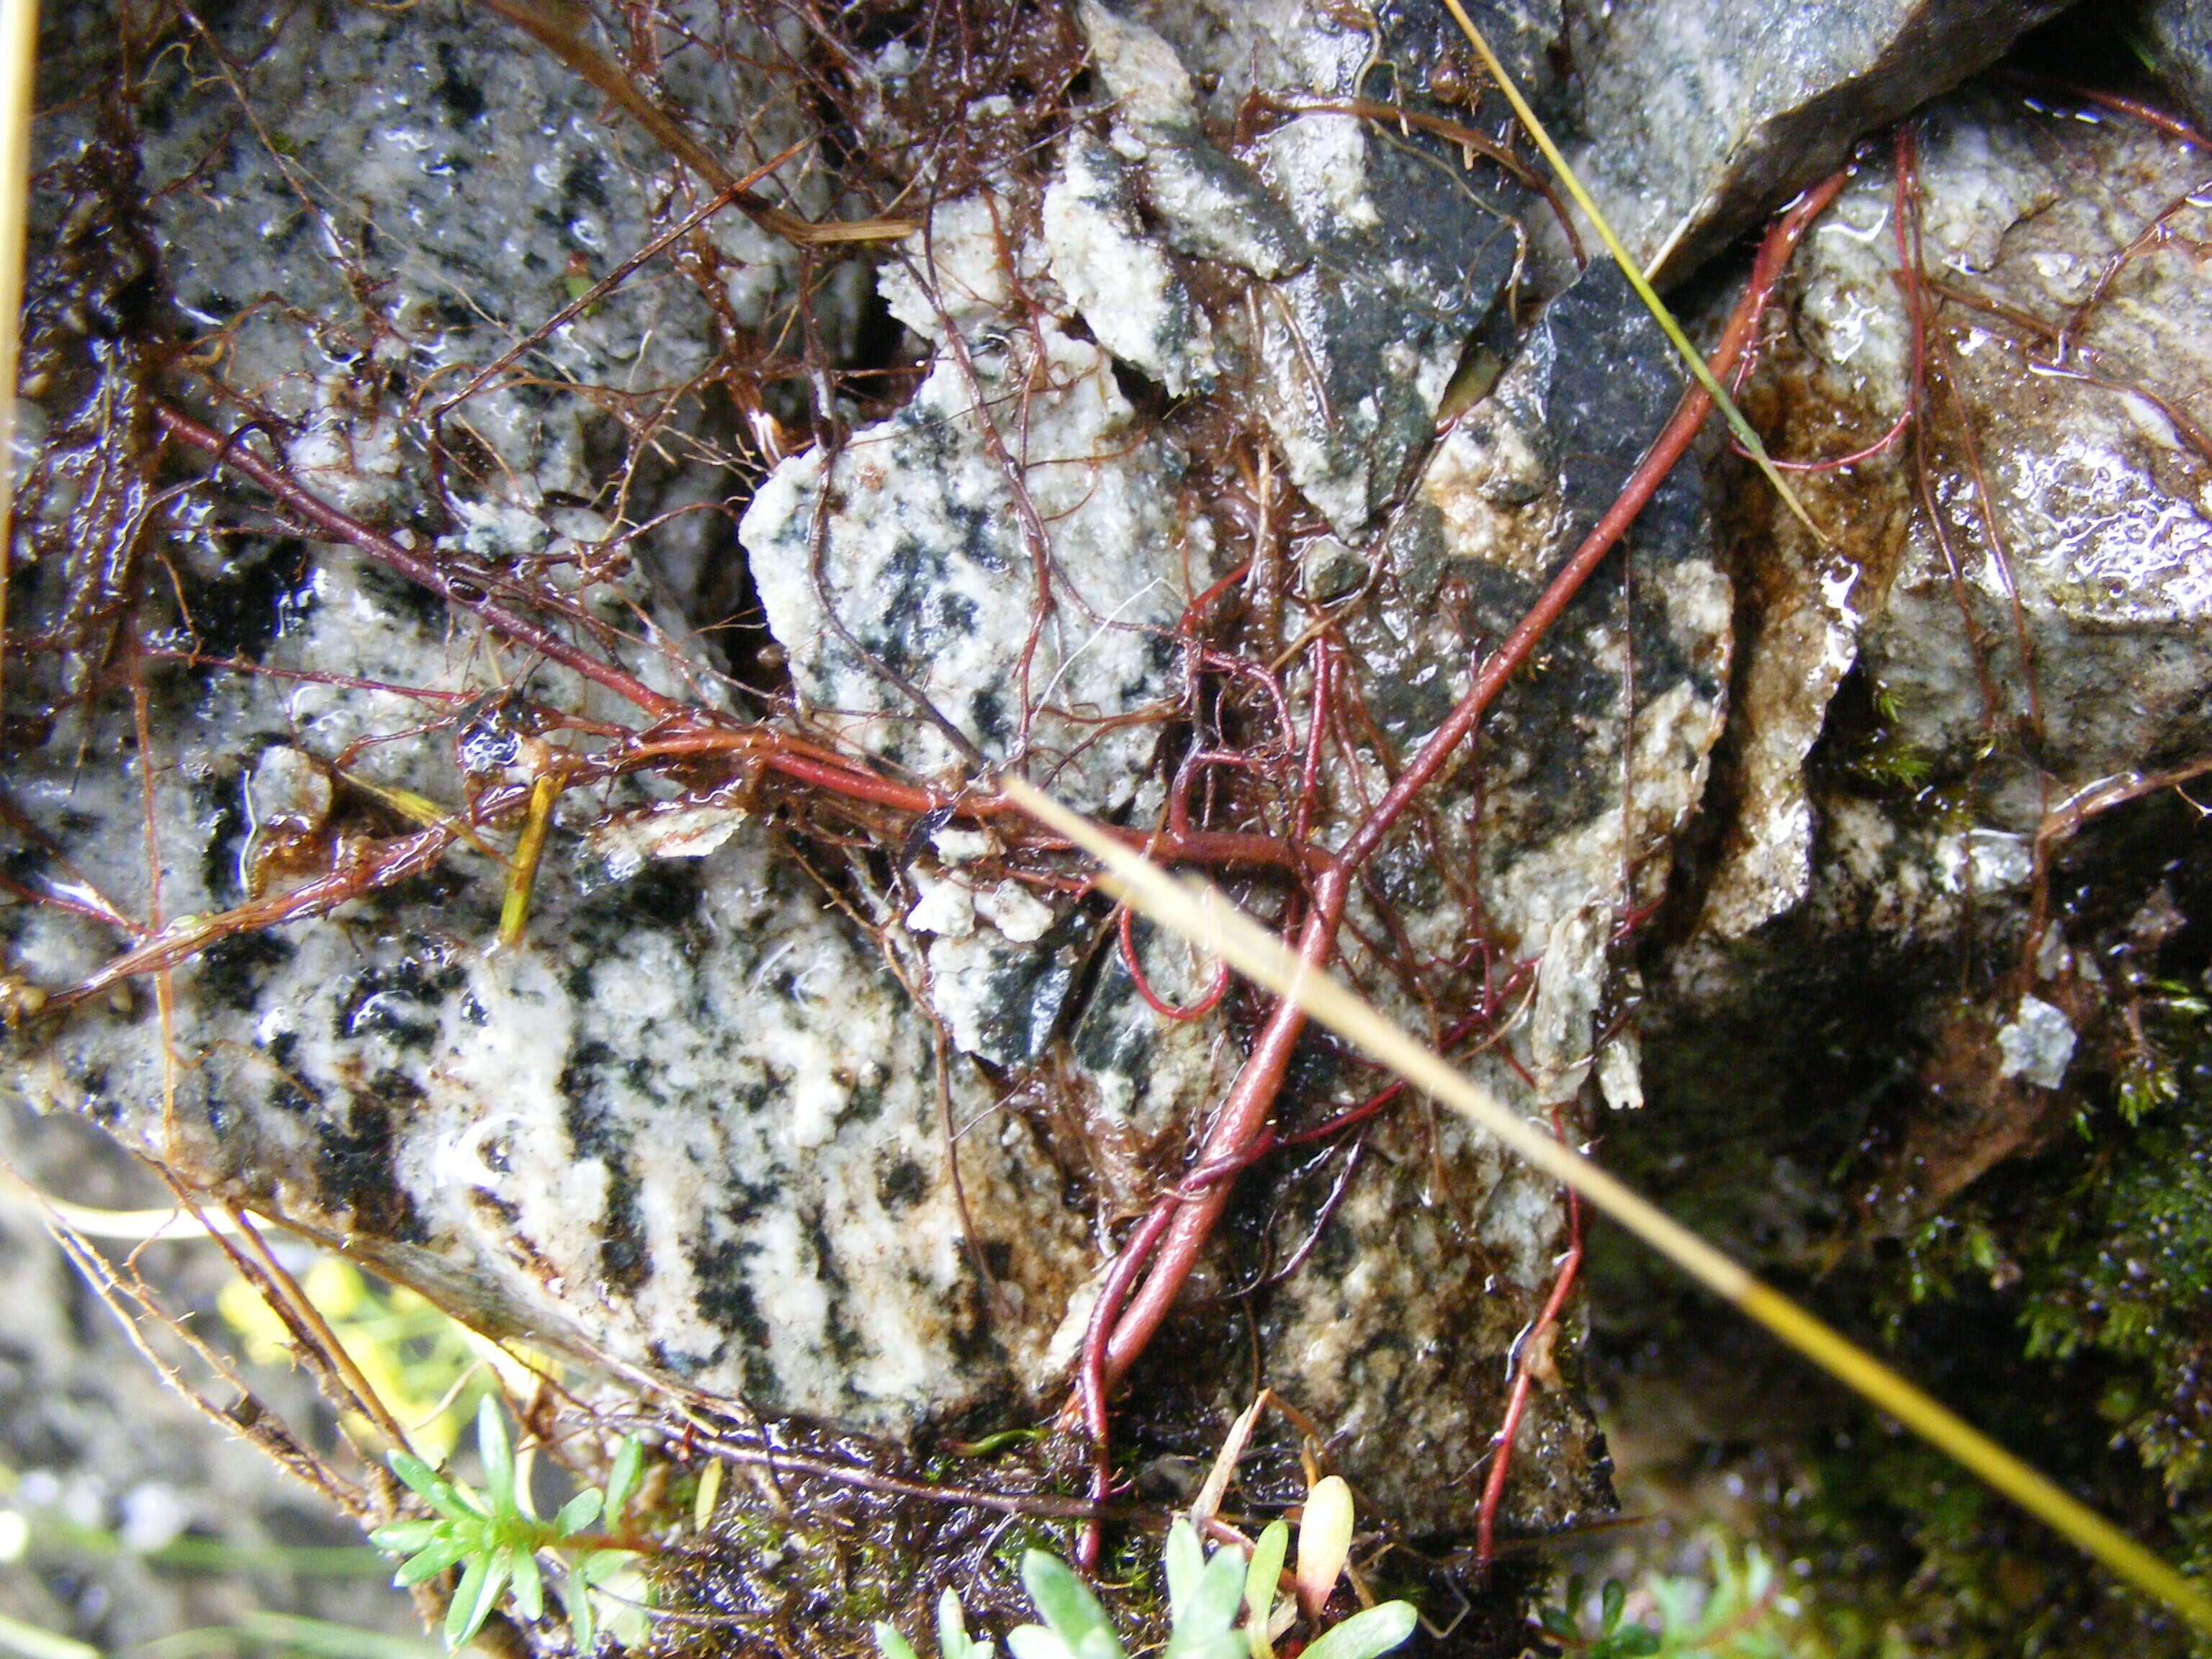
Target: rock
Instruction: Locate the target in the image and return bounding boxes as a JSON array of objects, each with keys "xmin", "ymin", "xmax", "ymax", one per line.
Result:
[
  {"xmin": 1079, "ymin": 1, "xmax": 1310, "ymax": 280},
  {"xmin": 1087, "ymin": 1, "xmax": 1539, "ymax": 536},
  {"xmin": 1043, "ymin": 134, "xmax": 1218, "ymax": 394},
  {"xmin": 1561, "ymin": 0, "xmax": 2072, "ymax": 284},
  {"xmin": 7, "ymin": 0, "xmax": 1697, "ymax": 1558},
  {"xmin": 1995, "ymin": 995, "xmax": 2075, "ymax": 1089},
  {"xmin": 9, "ymin": 536, "xmax": 1098, "ymax": 1427},
  {"xmin": 5, "ymin": 0, "xmax": 1094, "ymax": 1438},
  {"xmin": 42, "ymin": 0, "xmax": 2209, "ymax": 1637},
  {"xmin": 1695, "ymin": 84, "xmax": 2212, "ymax": 948},
  {"xmin": 1231, "ymin": 256, "xmax": 1727, "ymax": 1532},
  {"xmin": 2139, "ymin": 0, "xmax": 2212, "ymax": 131},
  {"xmin": 1619, "ymin": 81, "xmax": 2212, "ymax": 1298},
  {"xmin": 738, "ymin": 320, "xmax": 1187, "ymax": 814}
]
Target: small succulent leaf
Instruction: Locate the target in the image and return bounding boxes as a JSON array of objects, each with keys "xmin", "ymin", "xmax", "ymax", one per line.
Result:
[
  {"xmin": 476, "ymin": 1397, "xmax": 515, "ymax": 1517},
  {"xmin": 1244, "ymin": 1521, "xmax": 1290, "ymax": 1659},
  {"xmin": 876, "ymin": 1622, "xmax": 923, "ymax": 1659},
  {"xmin": 567, "ymin": 1554, "xmax": 612, "ymax": 1654},
  {"xmin": 394, "ymin": 1535, "xmax": 473, "ymax": 1587},
  {"xmin": 582, "ymin": 1548, "xmax": 629, "ymax": 1588},
  {"xmin": 938, "ymin": 1588, "xmax": 976, "ymax": 1659},
  {"xmin": 369, "ymin": 1518, "xmax": 445, "ymax": 1553},
  {"xmin": 1007, "ymin": 1627, "xmax": 1076, "ymax": 1659},
  {"xmin": 1741, "ymin": 1546, "xmax": 1776, "ymax": 1604},
  {"xmin": 444, "ymin": 1551, "xmax": 494, "ymax": 1649},
  {"xmin": 1616, "ymin": 1628, "xmax": 1662, "ymax": 1658},
  {"xmin": 1022, "ymin": 1551, "xmax": 1118, "ymax": 1659},
  {"xmin": 554, "ymin": 1488, "xmax": 604, "ymax": 1537},
  {"xmin": 1294, "ymin": 1478, "xmax": 1354, "ymax": 1622},
  {"xmin": 1164, "ymin": 1520, "xmax": 1205, "ymax": 1621},
  {"xmin": 1169, "ymin": 1547, "xmax": 1247, "ymax": 1659},
  {"xmin": 1600, "ymin": 1580, "xmax": 1625, "ymax": 1633},
  {"xmin": 1645, "ymin": 1578, "xmax": 1698, "ymax": 1629},
  {"xmin": 1537, "ymin": 1606, "xmax": 1580, "ymax": 1640},
  {"xmin": 509, "ymin": 1545, "xmax": 545, "ymax": 1622},
  {"xmin": 388, "ymin": 1452, "xmax": 448, "ymax": 1501},
  {"xmin": 1295, "ymin": 1601, "xmax": 1418, "ymax": 1659},
  {"xmin": 603, "ymin": 1437, "xmax": 644, "ymax": 1519},
  {"xmin": 390, "ymin": 1455, "xmax": 477, "ymax": 1522}
]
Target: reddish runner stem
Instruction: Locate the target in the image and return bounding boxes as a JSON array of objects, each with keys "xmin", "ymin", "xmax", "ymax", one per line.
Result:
[
  {"xmin": 1076, "ymin": 161, "xmax": 1856, "ymax": 1479},
  {"xmin": 153, "ymin": 406, "xmax": 688, "ymax": 720},
  {"xmin": 1472, "ymin": 1109, "xmax": 1586, "ymax": 1577}
]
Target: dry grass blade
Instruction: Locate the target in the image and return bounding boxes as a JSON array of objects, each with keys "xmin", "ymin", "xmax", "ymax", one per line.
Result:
[
  {"xmin": 498, "ymin": 771, "xmax": 559, "ymax": 950},
  {"xmin": 0, "ymin": 0, "xmax": 40, "ymax": 706},
  {"xmin": 1434, "ymin": 0, "xmax": 1827, "ymax": 546},
  {"xmin": 1000, "ymin": 777, "xmax": 2212, "ymax": 1635},
  {"xmin": 0, "ymin": 1159, "xmax": 254, "ymax": 1239}
]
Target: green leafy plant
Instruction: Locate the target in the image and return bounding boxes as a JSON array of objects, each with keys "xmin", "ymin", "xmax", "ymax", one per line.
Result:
[
  {"xmin": 368, "ymin": 1396, "xmax": 644, "ymax": 1651},
  {"xmin": 874, "ymin": 1516, "xmax": 1416, "ymax": 1659},
  {"xmin": 1536, "ymin": 1576, "xmax": 1663, "ymax": 1658},
  {"xmin": 1533, "ymin": 1542, "xmax": 1794, "ymax": 1658}
]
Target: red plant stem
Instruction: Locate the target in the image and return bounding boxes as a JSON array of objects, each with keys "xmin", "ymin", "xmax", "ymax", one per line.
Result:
[
  {"xmin": 1074, "ymin": 1199, "xmax": 1181, "ymax": 1568},
  {"xmin": 1118, "ymin": 904, "xmax": 1232, "ymax": 1021},
  {"xmin": 1082, "ymin": 160, "xmax": 1855, "ymax": 1427},
  {"xmin": 149, "ymin": 411, "xmax": 1326, "ymax": 884},
  {"xmin": 153, "ymin": 406, "xmax": 688, "ymax": 721},
  {"xmin": 1472, "ymin": 1110, "xmax": 1586, "ymax": 1578},
  {"xmin": 46, "ymin": 826, "xmax": 461, "ymax": 1010},
  {"xmin": 1996, "ymin": 70, "xmax": 2212, "ymax": 150}
]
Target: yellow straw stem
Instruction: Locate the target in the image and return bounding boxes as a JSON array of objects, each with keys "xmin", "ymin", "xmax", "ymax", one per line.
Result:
[
  {"xmin": 498, "ymin": 772, "xmax": 559, "ymax": 950},
  {"xmin": 1434, "ymin": 0, "xmax": 1827, "ymax": 545},
  {"xmin": 1001, "ymin": 777, "xmax": 2212, "ymax": 1634},
  {"xmin": 343, "ymin": 773, "xmax": 504, "ymax": 860},
  {"xmin": 0, "ymin": 0, "xmax": 42, "ymax": 704}
]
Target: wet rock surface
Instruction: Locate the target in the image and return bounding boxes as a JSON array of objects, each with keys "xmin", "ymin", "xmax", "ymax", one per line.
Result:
[
  {"xmin": 5, "ymin": 0, "xmax": 1100, "ymax": 1437},
  {"xmin": 2139, "ymin": 0, "xmax": 2212, "ymax": 130},
  {"xmin": 1683, "ymin": 84, "xmax": 2212, "ymax": 959},
  {"xmin": 5, "ymin": 0, "xmax": 1623, "ymax": 1557},
  {"xmin": 1561, "ymin": 0, "xmax": 2072, "ymax": 282},
  {"xmin": 7, "ymin": 0, "xmax": 2212, "ymax": 1653}
]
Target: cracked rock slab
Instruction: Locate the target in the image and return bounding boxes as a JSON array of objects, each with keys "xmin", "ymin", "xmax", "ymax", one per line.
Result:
[
  {"xmin": 1086, "ymin": 1, "xmax": 1536, "ymax": 537},
  {"xmin": 1562, "ymin": 0, "xmax": 2072, "ymax": 284},
  {"xmin": 2140, "ymin": 0, "xmax": 2212, "ymax": 131}
]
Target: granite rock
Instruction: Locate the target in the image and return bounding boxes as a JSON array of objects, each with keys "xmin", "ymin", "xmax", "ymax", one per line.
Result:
[
  {"xmin": 1087, "ymin": 1, "xmax": 1539, "ymax": 536},
  {"xmin": 4, "ymin": 0, "xmax": 1092, "ymax": 1438},
  {"xmin": 1561, "ymin": 0, "xmax": 2072, "ymax": 284},
  {"xmin": 738, "ymin": 319, "xmax": 1187, "ymax": 816}
]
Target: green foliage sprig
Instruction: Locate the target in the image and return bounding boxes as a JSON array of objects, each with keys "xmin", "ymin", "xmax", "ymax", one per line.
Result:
[
  {"xmin": 1533, "ymin": 1542, "xmax": 1793, "ymax": 1658},
  {"xmin": 875, "ymin": 1518, "xmax": 1416, "ymax": 1659},
  {"xmin": 369, "ymin": 1397, "xmax": 644, "ymax": 1651}
]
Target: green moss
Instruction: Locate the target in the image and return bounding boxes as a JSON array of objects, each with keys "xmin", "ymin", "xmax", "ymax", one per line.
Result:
[
  {"xmin": 1594, "ymin": 890, "xmax": 2212, "ymax": 1658},
  {"xmin": 1788, "ymin": 981, "xmax": 2212, "ymax": 1655}
]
